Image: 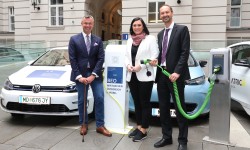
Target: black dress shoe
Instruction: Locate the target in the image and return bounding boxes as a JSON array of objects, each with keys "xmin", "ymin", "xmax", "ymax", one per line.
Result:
[
  {"xmin": 154, "ymin": 138, "xmax": 173, "ymax": 148},
  {"xmin": 177, "ymin": 144, "xmax": 187, "ymax": 150}
]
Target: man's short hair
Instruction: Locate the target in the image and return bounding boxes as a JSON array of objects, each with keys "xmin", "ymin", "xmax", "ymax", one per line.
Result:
[{"xmin": 83, "ymin": 15, "xmax": 94, "ymax": 20}]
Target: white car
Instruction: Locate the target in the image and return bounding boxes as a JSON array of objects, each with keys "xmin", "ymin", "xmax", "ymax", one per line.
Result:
[
  {"xmin": 0, "ymin": 47, "xmax": 94, "ymax": 117},
  {"xmin": 228, "ymin": 41, "xmax": 250, "ymax": 116}
]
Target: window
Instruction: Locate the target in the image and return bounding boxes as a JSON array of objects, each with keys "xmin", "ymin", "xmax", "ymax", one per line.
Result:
[
  {"xmin": 9, "ymin": 7, "xmax": 15, "ymax": 32},
  {"xmin": 231, "ymin": 44, "xmax": 250, "ymax": 64},
  {"xmin": 148, "ymin": 1, "xmax": 165, "ymax": 23},
  {"xmin": 50, "ymin": 0, "xmax": 63, "ymax": 26},
  {"xmin": 230, "ymin": 0, "xmax": 241, "ymax": 28}
]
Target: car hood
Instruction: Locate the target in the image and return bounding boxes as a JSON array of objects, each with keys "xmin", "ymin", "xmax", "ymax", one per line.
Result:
[
  {"xmin": 188, "ymin": 66, "xmax": 204, "ymax": 79},
  {"xmin": 8, "ymin": 65, "xmax": 73, "ymax": 86}
]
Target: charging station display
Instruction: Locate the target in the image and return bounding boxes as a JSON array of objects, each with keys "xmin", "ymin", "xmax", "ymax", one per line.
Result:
[{"xmin": 107, "ymin": 67, "xmax": 123, "ymax": 84}]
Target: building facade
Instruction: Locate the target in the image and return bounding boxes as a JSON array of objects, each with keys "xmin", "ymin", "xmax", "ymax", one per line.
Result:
[{"xmin": 0, "ymin": 0, "xmax": 249, "ymax": 50}]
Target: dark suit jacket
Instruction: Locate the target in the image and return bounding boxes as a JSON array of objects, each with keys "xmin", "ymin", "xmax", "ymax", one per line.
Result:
[
  {"xmin": 155, "ymin": 24, "xmax": 191, "ymax": 83},
  {"xmin": 68, "ymin": 33, "xmax": 104, "ymax": 82}
]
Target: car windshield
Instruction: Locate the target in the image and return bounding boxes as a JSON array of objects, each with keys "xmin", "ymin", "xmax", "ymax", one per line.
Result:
[
  {"xmin": 32, "ymin": 49, "xmax": 70, "ymax": 66},
  {"xmin": 31, "ymin": 48, "xmax": 197, "ymax": 67},
  {"xmin": 188, "ymin": 54, "xmax": 197, "ymax": 67}
]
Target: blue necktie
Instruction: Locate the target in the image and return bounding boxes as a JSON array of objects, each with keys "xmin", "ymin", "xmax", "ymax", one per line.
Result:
[{"xmin": 161, "ymin": 29, "xmax": 170, "ymax": 64}]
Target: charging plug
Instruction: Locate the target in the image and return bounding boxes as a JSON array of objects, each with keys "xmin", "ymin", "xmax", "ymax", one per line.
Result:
[
  {"xmin": 140, "ymin": 59, "xmax": 151, "ymax": 64},
  {"xmin": 213, "ymin": 65, "xmax": 221, "ymax": 74}
]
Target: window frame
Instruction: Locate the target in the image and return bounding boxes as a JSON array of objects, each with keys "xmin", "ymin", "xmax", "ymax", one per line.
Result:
[
  {"xmin": 49, "ymin": 0, "xmax": 64, "ymax": 26},
  {"xmin": 147, "ymin": 0, "xmax": 165, "ymax": 24},
  {"xmin": 230, "ymin": 0, "xmax": 241, "ymax": 28},
  {"xmin": 8, "ymin": 6, "xmax": 15, "ymax": 32}
]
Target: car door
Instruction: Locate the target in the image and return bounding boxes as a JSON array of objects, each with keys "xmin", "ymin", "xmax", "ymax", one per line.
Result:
[{"xmin": 230, "ymin": 44, "xmax": 250, "ymax": 112}]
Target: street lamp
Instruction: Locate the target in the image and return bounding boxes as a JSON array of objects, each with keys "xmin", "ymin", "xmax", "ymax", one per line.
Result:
[{"xmin": 31, "ymin": 0, "xmax": 41, "ymax": 10}]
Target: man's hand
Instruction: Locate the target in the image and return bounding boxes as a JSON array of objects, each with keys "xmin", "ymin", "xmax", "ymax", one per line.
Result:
[
  {"xmin": 78, "ymin": 77, "xmax": 88, "ymax": 85},
  {"xmin": 169, "ymin": 72, "xmax": 180, "ymax": 82},
  {"xmin": 86, "ymin": 74, "xmax": 95, "ymax": 84}
]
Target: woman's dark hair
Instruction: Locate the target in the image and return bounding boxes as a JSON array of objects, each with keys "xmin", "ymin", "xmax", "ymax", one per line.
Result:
[{"xmin": 129, "ymin": 17, "xmax": 150, "ymax": 35}]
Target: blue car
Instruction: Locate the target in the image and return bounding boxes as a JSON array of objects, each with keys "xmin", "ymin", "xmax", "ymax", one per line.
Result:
[{"xmin": 129, "ymin": 52, "xmax": 210, "ymax": 118}]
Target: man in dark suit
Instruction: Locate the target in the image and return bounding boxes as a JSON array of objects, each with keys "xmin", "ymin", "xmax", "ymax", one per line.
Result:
[
  {"xmin": 68, "ymin": 15, "xmax": 112, "ymax": 137},
  {"xmin": 153, "ymin": 4, "xmax": 190, "ymax": 150}
]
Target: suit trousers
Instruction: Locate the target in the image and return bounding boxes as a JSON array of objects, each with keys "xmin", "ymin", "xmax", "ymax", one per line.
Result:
[
  {"xmin": 76, "ymin": 70, "xmax": 104, "ymax": 127},
  {"xmin": 128, "ymin": 73, "xmax": 154, "ymax": 128},
  {"xmin": 157, "ymin": 72, "xmax": 188, "ymax": 144}
]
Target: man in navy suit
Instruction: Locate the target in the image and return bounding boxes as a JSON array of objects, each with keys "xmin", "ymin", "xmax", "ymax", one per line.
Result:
[
  {"xmin": 68, "ymin": 15, "xmax": 112, "ymax": 137},
  {"xmin": 153, "ymin": 4, "xmax": 190, "ymax": 150}
]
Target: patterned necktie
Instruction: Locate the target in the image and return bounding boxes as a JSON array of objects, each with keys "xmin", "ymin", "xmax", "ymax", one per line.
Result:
[
  {"xmin": 86, "ymin": 35, "xmax": 91, "ymax": 54},
  {"xmin": 161, "ymin": 29, "xmax": 170, "ymax": 64}
]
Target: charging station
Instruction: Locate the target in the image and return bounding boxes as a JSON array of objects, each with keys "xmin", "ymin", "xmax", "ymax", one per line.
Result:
[
  {"xmin": 104, "ymin": 45, "xmax": 132, "ymax": 134},
  {"xmin": 203, "ymin": 48, "xmax": 233, "ymax": 145}
]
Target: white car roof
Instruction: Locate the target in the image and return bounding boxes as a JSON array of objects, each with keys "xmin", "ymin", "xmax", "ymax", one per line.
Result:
[
  {"xmin": 228, "ymin": 41, "xmax": 250, "ymax": 48},
  {"xmin": 50, "ymin": 47, "xmax": 68, "ymax": 50}
]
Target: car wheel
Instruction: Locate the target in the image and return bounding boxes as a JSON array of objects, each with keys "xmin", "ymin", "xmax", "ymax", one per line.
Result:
[{"xmin": 11, "ymin": 113, "xmax": 25, "ymax": 119}]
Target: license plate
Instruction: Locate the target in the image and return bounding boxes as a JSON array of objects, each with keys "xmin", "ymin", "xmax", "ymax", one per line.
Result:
[
  {"xmin": 152, "ymin": 108, "xmax": 176, "ymax": 117},
  {"xmin": 19, "ymin": 95, "xmax": 51, "ymax": 105}
]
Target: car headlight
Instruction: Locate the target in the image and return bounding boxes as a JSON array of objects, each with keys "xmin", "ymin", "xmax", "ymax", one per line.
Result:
[
  {"xmin": 63, "ymin": 83, "xmax": 77, "ymax": 92},
  {"xmin": 185, "ymin": 76, "xmax": 205, "ymax": 85},
  {"xmin": 4, "ymin": 78, "xmax": 14, "ymax": 90}
]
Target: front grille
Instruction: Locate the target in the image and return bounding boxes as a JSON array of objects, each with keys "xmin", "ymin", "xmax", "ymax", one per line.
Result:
[
  {"xmin": 12, "ymin": 85, "xmax": 65, "ymax": 92},
  {"xmin": 6, "ymin": 102, "xmax": 71, "ymax": 113},
  {"xmin": 151, "ymin": 102, "xmax": 197, "ymax": 113}
]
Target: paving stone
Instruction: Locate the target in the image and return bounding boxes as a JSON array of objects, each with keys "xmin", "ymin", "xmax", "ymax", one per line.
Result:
[
  {"xmin": 5, "ymin": 126, "xmax": 51, "ymax": 148},
  {"xmin": 0, "ymin": 144, "xmax": 16, "ymax": 150},
  {"xmin": 0, "ymin": 121, "xmax": 32, "ymax": 143},
  {"xmin": 203, "ymin": 142, "xmax": 229, "ymax": 150},
  {"xmin": 23, "ymin": 127, "xmax": 74, "ymax": 150},
  {"xmin": 50, "ymin": 128, "xmax": 123, "ymax": 150}
]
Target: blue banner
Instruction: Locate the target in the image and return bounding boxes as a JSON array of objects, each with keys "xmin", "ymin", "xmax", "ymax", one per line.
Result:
[
  {"xmin": 107, "ymin": 67, "xmax": 123, "ymax": 84},
  {"xmin": 27, "ymin": 70, "xmax": 66, "ymax": 79}
]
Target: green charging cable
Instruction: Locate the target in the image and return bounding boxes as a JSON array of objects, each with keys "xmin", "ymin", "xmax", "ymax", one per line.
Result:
[{"xmin": 142, "ymin": 59, "xmax": 219, "ymax": 120}]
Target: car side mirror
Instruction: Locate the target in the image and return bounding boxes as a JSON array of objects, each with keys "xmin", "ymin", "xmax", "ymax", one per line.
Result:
[
  {"xmin": 199, "ymin": 60, "xmax": 207, "ymax": 67},
  {"xmin": 234, "ymin": 58, "xmax": 250, "ymax": 67}
]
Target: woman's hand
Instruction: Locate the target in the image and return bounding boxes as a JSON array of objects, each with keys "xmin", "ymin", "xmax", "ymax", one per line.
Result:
[
  {"xmin": 133, "ymin": 65, "xmax": 141, "ymax": 72},
  {"xmin": 149, "ymin": 59, "xmax": 158, "ymax": 66},
  {"xmin": 127, "ymin": 64, "xmax": 134, "ymax": 72}
]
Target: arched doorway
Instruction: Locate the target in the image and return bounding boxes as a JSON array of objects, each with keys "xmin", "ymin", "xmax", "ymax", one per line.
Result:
[{"xmin": 86, "ymin": 0, "xmax": 122, "ymax": 41}]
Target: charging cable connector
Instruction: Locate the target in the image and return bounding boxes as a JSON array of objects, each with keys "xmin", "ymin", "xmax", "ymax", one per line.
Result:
[{"xmin": 213, "ymin": 65, "xmax": 221, "ymax": 74}]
